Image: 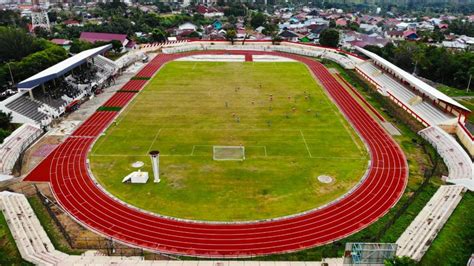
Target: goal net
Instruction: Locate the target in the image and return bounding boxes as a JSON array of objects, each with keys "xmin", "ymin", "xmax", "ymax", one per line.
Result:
[{"xmin": 213, "ymin": 146, "xmax": 245, "ymax": 161}]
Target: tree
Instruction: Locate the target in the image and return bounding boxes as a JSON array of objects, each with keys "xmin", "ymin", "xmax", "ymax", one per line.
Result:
[
  {"xmin": 69, "ymin": 40, "xmax": 94, "ymax": 54},
  {"xmin": 250, "ymin": 12, "xmax": 266, "ymax": 29},
  {"xmin": 0, "ymin": 111, "xmax": 12, "ymax": 130},
  {"xmin": 0, "ymin": 26, "xmax": 44, "ymax": 62},
  {"xmin": 225, "ymin": 29, "xmax": 237, "ymax": 45},
  {"xmin": 151, "ymin": 28, "xmax": 167, "ymax": 42},
  {"xmin": 33, "ymin": 26, "xmax": 50, "ymax": 39},
  {"xmin": 110, "ymin": 40, "xmax": 123, "ymax": 53},
  {"xmin": 319, "ymin": 29, "xmax": 340, "ymax": 48}
]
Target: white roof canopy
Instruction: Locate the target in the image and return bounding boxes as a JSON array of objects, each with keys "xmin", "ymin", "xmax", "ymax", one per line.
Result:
[
  {"xmin": 17, "ymin": 45, "xmax": 112, "ymax": 90},
  {"xmin": 355, "ymin": 46, "xmax": 470, "ymax": 112}
]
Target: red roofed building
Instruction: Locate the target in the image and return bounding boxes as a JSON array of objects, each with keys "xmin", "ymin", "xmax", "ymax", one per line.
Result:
[
  {"xmin": 80, "ymin": 32, "xmax": 130, "ymax": 48},
  {"xmin": 63, "ymin": 19, "xmax": 81, "ymax": 26},
  {"xmin": 403, "ymin": 30, "xmax": 419, "ymax": 41},
  {"xmin": 50, "ymin": 39, "xmax": 71, "ymax": 46},
  {"xmin": 336, "ymin": 18, "xmax": 347, "ymax": 27}
]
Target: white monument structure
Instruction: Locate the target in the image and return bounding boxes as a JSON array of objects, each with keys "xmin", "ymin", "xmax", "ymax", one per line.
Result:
[
  {"xmin": 149, "ymin": 150, "xmax": 160, "ymax": 183},
  {"xmin": 122, "ymin": 171, "xmax": 149, "ymax": 184}
]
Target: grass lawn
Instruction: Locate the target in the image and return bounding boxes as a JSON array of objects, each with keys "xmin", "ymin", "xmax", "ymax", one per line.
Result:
[
  {"xmin": 27, "ymin": 197, "xmax": 81, "ymax": 255},
  {"xmin": 90, "ymin": 61, "xmax": 369, "ymax": 221},
  {"xmin": 436, "ymin": 84, "xmax": 474, "ymax": 97}
]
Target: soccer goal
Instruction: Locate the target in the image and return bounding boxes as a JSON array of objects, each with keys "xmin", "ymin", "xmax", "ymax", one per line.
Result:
[{"xmin": 213, "ymin": 146, "xmax": 245, "ymax": 161}]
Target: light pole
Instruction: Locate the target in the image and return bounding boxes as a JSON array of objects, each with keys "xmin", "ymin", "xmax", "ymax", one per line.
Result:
[
  {"xmin": 467, "ymin": 74, "xmax": 472, "ymax": 93},
  {"xmin": 7, "ymin": 62, "xmax": 15, "ymax": 86}
]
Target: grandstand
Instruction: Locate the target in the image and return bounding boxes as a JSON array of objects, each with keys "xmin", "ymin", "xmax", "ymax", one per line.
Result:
[
  {"xmin": 396, "ymin": 185, "xmax": 466, "ymax": 261},
  {"xmin": 0, "ymin": 45, "xmax": 117, "ymax": 127},
  {"xmin": 354, "ymin": 46, "xmax": 470, "ymax": 127},
  {"xmin": 0, "ymin": 123, "xmax": 41, "ymax": 179},
  {"xmin": 160, "ymin": 41, "xmax": 363, "ymax": 69},
  {"xmin": 355, "ymin": 61, "xmax": 458, "ymax": 126},
  {"xmin": 419, "ymin": 126, "xmax": 473, "ymax": 189}
]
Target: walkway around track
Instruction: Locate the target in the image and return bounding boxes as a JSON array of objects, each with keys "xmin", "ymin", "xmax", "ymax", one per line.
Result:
[{"xmin": 24, "ymin": 51, "xmax": 408, "ymax": 258}]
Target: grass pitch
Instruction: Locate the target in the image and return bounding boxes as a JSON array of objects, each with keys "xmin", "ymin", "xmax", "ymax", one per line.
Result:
[{"xmin": 90, "ymin": 61, "xmax": 369, "ymax": 221}]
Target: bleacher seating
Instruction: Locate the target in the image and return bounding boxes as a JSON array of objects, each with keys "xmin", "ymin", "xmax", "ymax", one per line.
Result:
[
  {"xmin": 5, "ymin": 95, "xmax": 48, "ymax": 123},
  {"xmin": 356, "ymin": 62, "xmax": 456, "ymax": 126},
  {"xmin": 92, "ymin": 55, "xmax": 117, "ymax": 74},
  {"xmin": 0, "ymin": 191, "xmax": 147, "ymax": 265},
  {"xmin": 396, "ymin": 185, "xmax": 465, "ymax": 261},
  {"xmin": 419, "ymin": 126, "xmax": 473, "ymax": 182},
  {"xmin": 0, "ymin": 191, "xmax": 343, "ymax": 265},
  {"xmin": 0, "ymin": 123, "xmax": 42, "ymax": 176},
  {"xmin": 161, "ymin": 43, "xmax": 358, "ymax": 69}
]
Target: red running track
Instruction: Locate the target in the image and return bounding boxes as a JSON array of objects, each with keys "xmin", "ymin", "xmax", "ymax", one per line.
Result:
[
  {"xmin": 121, "ymin": 80, "xmax": 149, "ymax": 91},
  {"xmin": 102, "ymin": 92, "xmax": 137, "ymax": 108},
  {"xmin": 25, "ymin": 51, "xmax": 407, "ymax": 258}
]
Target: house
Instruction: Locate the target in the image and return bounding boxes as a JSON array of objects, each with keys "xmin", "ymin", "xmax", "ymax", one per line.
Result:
[
  {"xmin": 178, "ymin": 22, "xmax": 197, "ymax": 31},
  {"xmin": 442, "ymin": 41, "xmax": 468, "ymax": 50},
  {"xmin": 342, "ymin": 31, "xmax": 389, "ymax": 48},
  {"xmin": 279, "ymin": 30, "xmax": 299, "ymax": 42},
  {"xmin": 212, "ymin": 20, "xmax": 222, "ymax": 30},
  {"xmin": 307, "ymin": 24, "xmax": 328, "ymax": 39},
  {"xmin": 336, "ymin": 18, "xmax": 347, "ymax": 27},
  {"xmin": 50, "ymin": 38, "xmax": 71, "ymax": 47},
  {"xmin": 79, "ymin": 32, "xmax": 130, "ymax": 49},
  {"xmin": 63, "ymin": 19, "xmax": 81, "ymax": 27},
  {"xmin": 386, "ymin": 30, "xmax": 404, "ymax": 41},
  {"xmin": 196, "ymin": 5, "xmax": 223, "ymax": 18},
  {"xmin": 403, "ymin": 30, "xmax": 419, "ymax": 41},
  {"xmin": 359, "ymin": 23, "xmax": 380, "ymax": 34}
]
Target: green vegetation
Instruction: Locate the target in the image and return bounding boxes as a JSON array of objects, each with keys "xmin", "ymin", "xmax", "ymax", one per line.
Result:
[
  {"xmin": 27, "ymin": 197, "xmax": 81, "ymax": 255},
  {"xmin": 97, "ymin": 106, "xmax": 122, "ymax": 112},
  {"xmin": 131, "ymin": 76, "xmax": 150, "ymax": 80},
  {"xmin": 436, "ymin": 84, "xmax": 474, "ymax": 97},
  {"xmin": 90, "ymin": 61, "xmax": 369, "ymax": 221},
  {"xmin": 365, "ymin": 42, "xmax": 474, "ymax": 91},
  {"xmin": 0, "ymin": 210, "xmax": 31, "ymax": 265},
  {"xmin": 0, "ymin": 111, "xmax": 13, "ymax": 143},
  {"xmin": 319, "ymin": 29, "xmax": 340, "ymax": 48},
  {"xmin": 0, "ymin": 26, "xmax": 68, "ymax": 88},
  {"xmin": 421, "ymin": 192, "xmax": 474, "ymax": 266}
]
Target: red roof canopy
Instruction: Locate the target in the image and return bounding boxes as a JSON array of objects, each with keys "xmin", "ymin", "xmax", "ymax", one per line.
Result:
[{"xmin": 80, "ymin": 32, "xmax": 128, "ymax": 44}]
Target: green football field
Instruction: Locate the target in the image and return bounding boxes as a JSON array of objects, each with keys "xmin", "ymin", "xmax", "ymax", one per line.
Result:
[{"xmin": 89, "ymin": 61, "xmax": 369, "ymax": 221}]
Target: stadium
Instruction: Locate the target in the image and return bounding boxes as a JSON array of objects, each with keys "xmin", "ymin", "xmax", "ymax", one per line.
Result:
[{"xmin": 1, "ymin": 41, "xmax": 472, "ymax": 264}]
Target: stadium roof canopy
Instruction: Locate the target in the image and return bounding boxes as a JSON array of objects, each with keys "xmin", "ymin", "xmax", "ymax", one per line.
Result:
[
  {"xmin": 355, "ymin": 46, "xmax": 469, "ymax": 112},
  {"xmin": 17, "ymin": 44, "xmax": 112, "ymax": 90}
]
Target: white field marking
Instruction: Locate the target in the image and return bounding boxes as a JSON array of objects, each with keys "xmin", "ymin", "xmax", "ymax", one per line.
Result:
[
  {"xmin": 299, "ymin": 129, "xmax": 313, "ymax": 158},
  {"xmin": 147, "ymin": 128, "xmax": 162, "ymax": 152}
]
